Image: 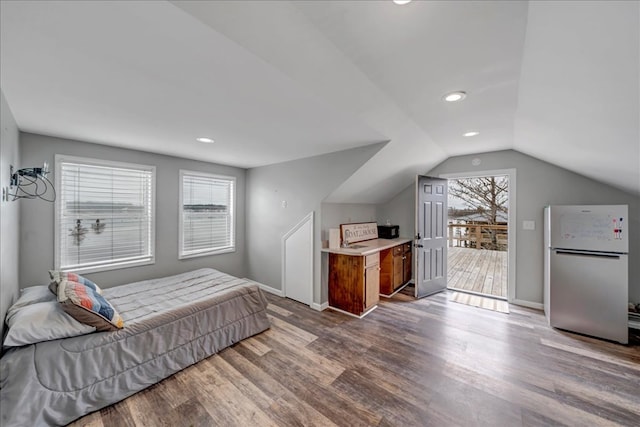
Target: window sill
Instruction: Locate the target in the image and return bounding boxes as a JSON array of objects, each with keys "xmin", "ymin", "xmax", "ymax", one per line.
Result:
[
  {"xmin": 179, "ymin": 247, "xmax": 236, "ymax": 260},
  {"xmin": 59, "ymin": 258, "xmax": 155, "ymax": 275}
]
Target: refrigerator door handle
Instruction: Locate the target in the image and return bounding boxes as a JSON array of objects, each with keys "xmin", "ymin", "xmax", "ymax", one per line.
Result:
[{"xmin": 554, "ymin": 250, "xmax": 621, "ymax": 259}]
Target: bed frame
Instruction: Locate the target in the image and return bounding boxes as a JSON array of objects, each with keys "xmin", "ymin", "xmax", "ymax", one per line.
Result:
[{"xmin": 0, "ymin": 268, "xmax": 270, "ymax": 426}]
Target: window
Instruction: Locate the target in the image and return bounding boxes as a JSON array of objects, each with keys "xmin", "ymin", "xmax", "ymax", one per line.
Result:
[
  {"xmin": 55, "ymin": 155, "xmax": 155, "ymax": 273},
  {"xmin": 179, "ymin": 170, "xmax": 235, "ymax": 259}
]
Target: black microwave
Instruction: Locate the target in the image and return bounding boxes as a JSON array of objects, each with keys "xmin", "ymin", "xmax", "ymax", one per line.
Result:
[{"xmin": 377, "ymin": 225, "xmax": 399, "ymax": 239}]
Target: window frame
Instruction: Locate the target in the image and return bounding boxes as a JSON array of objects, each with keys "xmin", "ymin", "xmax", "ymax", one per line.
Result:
[
  {"xmin": 178, "ymin": 170, "xmax": 236, "ymax": 260},
  {"xmin": 54, "ymin": 154, "xmax": 156, "ymax": 274}
]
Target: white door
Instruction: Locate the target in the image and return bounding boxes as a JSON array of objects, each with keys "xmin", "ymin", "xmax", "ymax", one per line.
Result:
[
  {"xmin": 415, "ymin": 175, "xmax": 448, "ymax": 298},
  {"xmin": 283, "ymin": 213, "xmax": 313, "ymax": 305}
]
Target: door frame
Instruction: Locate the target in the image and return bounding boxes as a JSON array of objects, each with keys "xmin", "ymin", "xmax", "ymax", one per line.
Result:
[{"xmin": 438, "ymin": 168, "xmax": 516, "ymax": 303}]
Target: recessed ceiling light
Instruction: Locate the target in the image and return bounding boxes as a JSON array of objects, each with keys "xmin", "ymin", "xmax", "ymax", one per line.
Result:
[
  {"xmin": 393, "ymin": 0, "xmax": 412, "ymax": 4},
  {"xmin": 196, "ymin": 137, "xmax": 215, "ymax": 144},
  {"xmin": 443, "ymin": 91, "xmax": 467, "ymax": 102},
  {"xmin": 463, "ymin": 131, "xmax": 479, "ymax": 137}
]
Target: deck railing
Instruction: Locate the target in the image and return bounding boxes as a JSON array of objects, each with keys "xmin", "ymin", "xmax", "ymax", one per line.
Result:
[{"xmin": 448, "ymin": 223, "xmax": 508, "ymax": 250}]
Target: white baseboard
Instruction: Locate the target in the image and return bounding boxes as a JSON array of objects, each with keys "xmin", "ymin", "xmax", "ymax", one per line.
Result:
[
  {"xmin": 259, "ymin": 284, "xmax": 284, "ymax": 297},
  {"xmin": 328, "ymin": 304, "xmax": 377, "ymax": 319},
  {"xmin": 311, "ymin": 302, "xmax": 328, "ymax": 311},
  {"xmin": 243, "ymin": 278, "xmax": 284, "ymax": 297},
  {"xmin": 511, "ymin": 299, "xmax": 544, "ymax": 310}
]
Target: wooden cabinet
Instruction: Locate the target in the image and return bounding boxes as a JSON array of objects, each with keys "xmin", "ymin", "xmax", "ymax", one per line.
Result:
[
  {"xmin": 329, "ymin": 252, "xmax": 379, "ymax": 317},
  {"xmin": 379, "ymin": 248, "xmax": 394, "ymax": 295},
  {"xmin": 379, "ymin": 243, "xmax": 412, "ymax": 295},
  {"xmin": 402, "ymin": 243, "xmax": 412, "ymax": 285}
]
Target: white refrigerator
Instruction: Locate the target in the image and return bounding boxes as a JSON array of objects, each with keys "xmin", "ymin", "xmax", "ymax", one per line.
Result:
[{"xmin": 544, "ymin": 205, "xmax": 629, "ymax": 344}]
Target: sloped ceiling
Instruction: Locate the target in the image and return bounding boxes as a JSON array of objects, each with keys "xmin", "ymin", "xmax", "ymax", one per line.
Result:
[
  {"xmin": 0, "ymin": 1, "xmax": 385, "ymax": 167},
  {"xmin": 1, "ymin": 1, "xmax": 638, "ymax": 202},
  {"xmin": 514, "ymin": 1, "xmax": 640, "ymax": 194}
]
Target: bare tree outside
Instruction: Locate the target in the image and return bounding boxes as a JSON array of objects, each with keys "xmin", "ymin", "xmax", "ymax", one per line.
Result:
[
  {"xmin": 448, "ymin": 176, "xmax": 509, "ymax": 250},
  {"xmin": 449, "ymin": 176, "xmax": 508, "ymax": 223}
]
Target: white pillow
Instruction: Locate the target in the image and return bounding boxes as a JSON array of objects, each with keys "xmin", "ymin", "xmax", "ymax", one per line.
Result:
[
  {"xmin": 5, "ymin": 285, "xmax": 55, "ymax": 320},
  {"xmin": 4, "ymin": 301, "xmax": 96, "ymax": 347}
]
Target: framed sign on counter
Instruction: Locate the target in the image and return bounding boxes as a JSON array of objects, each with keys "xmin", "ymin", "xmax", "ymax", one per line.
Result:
[{"xmin": 340, "ymin": 222, "xmax": 378, "ymax": 245}]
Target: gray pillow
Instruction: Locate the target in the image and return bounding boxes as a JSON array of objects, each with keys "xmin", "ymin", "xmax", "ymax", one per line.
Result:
[
  {"xmin": 5, "ymin": 285, "xmax": 56, "ymax": 320},
  {"xmin": 4, "ymin": 301, "xmax": 96, "ymax": 347}
]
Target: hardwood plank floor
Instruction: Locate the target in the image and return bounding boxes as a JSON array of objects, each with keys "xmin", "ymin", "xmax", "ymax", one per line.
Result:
[
  {"xmin": 448, "ymin": 247, "xmax": 508, "ymax": 298},
  {"xmin": 69, "ymin": 292, "xmax": 640, "ymax": 427}
]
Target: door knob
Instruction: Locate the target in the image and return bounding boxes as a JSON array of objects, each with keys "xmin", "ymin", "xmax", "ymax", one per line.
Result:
[{"xmin": 415, "ymin": 244, "xmax": 423, "ymax": 248}]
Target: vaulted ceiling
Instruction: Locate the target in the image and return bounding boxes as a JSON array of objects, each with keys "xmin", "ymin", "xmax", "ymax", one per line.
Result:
[{"xmin": 1, "ymin": 1, "xmax": 638, "ymax": 203}]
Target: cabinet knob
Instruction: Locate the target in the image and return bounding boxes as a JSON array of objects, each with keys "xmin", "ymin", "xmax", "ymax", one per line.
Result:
[{"xmin": 402, "ymin": 256, "xmax": 406, "ymax": 260}]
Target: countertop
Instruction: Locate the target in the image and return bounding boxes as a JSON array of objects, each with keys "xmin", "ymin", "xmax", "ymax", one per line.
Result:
[{"xmin": 321, "ymin": 237, "xmax": 413, "ymax": 256}]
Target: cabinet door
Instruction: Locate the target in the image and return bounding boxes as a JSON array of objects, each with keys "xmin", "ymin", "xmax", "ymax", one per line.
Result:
[
  {"xmin": 403, "ymin": 248, "xmax": 412, "ymax": 284},
  {"xmin": 393, "ymin": 254, "xmax": 403, "ymax": 289},
  {"xmin": 329, "ymin": 253, "xmax": 364, "ymax": 315},
  {"xmin": 379, "ymin": 248, "xmax": 394, "ymax": 295},
  {"xmin": 364, "ymin": 264, "xmax": 380, "ymax": 309}
]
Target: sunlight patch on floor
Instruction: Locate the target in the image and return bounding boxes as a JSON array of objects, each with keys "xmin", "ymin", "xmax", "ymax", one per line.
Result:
[{"xmin": 449, "ymin": 291, "xmax": 509, "ymax": 314}]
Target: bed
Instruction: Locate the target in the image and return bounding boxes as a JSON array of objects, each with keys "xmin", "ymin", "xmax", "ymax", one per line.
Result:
[{"xmin": 0, "ymin": 268, "xmax": 270, "ymax": 426}]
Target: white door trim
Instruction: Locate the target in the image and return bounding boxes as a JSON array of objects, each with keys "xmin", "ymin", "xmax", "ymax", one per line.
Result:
[
  {"xmin": 438, "ymin": 169, "xmax": 517, "ymax": 303},
  {"xmin": 281, "ymin": 211, "xmax": 314, "ymax": 306}
]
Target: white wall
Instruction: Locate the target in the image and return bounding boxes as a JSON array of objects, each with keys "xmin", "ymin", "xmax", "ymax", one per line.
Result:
[
  {"xmin": 0, "ymin": 90, "xmax": 20, "ymax": 339},
  {"xmin": 376, "ymin": 184, "xmax": 415, "ymax": 241},
  {"xmin": 377, "ymin": 149, "xmax": 640, "ymax": 305},
  {"xmin": 245, "ymin": 143, "xmax": 384, "ymax": 305},
  {"xmin": 19, "ymin": 132, "xmax": 247, "ymax": 288}
]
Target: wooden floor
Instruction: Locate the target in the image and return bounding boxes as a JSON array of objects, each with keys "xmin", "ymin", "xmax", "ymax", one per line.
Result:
[
  {"xmin": 448, "ymin": 247, "xmax": 507, "ymax": 299},
  {"xmin": 70, "ymin": 292, "xmax": 640, "ymax": 427}
]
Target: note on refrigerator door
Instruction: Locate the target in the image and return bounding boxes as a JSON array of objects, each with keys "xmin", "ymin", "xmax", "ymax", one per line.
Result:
[{"xmin": 550, "ymin": 205, "xmax": 628, "ymax": 253}]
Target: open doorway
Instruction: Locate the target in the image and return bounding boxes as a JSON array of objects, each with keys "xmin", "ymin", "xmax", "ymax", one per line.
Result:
[{"xmin": 446, "ymin": 174, "xmax": 509, "ymax": 300}]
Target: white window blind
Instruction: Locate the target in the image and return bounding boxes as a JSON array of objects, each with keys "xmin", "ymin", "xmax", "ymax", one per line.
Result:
[
  {"xmin": 56, "ymin": 156, "xmax": 155, "ymax": 273},
  {"xmin": 180, "ymin": 171, "xmax": 235, "ymax": 258}
]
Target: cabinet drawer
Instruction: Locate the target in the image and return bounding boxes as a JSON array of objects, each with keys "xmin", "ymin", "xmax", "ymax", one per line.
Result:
[
  {"xmin": 365, "ymin": 253, "xmax": 379, "ymax": 267},
  {"xmin": 393, "ymin": 246, "xmax": 403, "ymax": 256}
]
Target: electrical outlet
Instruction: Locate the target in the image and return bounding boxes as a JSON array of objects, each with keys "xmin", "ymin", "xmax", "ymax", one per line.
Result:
[{"xmin": 522, "ymin": 220, "xmax": 536, "ymax": 231}]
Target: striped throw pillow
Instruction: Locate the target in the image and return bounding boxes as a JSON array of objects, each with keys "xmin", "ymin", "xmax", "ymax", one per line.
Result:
[{"xmin": 50, "ymin": 271, "xmax": 124, "ymax": 331}]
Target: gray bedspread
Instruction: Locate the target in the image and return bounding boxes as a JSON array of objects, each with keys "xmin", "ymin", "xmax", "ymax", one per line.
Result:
[{"xmin": 0, "ymin": 268, "xmax": 270, "ymax": 426}]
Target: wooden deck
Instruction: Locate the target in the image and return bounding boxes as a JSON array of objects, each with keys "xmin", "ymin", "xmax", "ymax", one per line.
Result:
[{"xmin": 448, "ymin": 246, "xmax": 507, "ymax": 299}]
